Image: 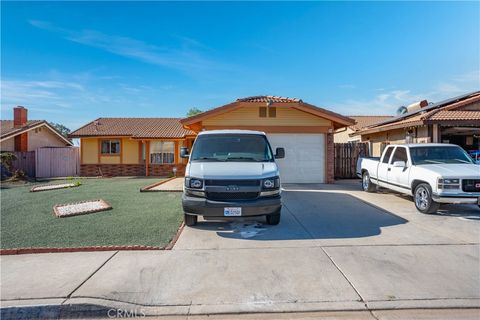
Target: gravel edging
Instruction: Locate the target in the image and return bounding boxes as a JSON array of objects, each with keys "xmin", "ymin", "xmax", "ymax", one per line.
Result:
[
  {"xmin": 30, "ymin": 183, "xmax": 79, "ymax": 192},
  {"xmin": 140, "ymin": 177, "xmax": 178, "ymax": 192},
  {"xmin": 53, "ymin": 199, "xmax": 112, "ymax": 218}
]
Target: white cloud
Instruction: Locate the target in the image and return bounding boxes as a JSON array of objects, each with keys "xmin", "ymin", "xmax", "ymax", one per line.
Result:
[{"xmin": 29, "ymin": 20, "xmax": 228, "ymax": 76}]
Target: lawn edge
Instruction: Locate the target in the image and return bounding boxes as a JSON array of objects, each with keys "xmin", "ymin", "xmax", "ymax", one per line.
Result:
[
  {"xmin": 0, "ymin": 221, "xmax": 185, "ymax": 255},
  {"xmin": 140, "ymin": 176, "xmax": 180, "ymax": 192}
]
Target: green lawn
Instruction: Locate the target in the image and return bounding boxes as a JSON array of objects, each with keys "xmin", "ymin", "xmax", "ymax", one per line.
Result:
[{"xmin": 0, "ymin": 178, "xmax": 183, "ymax": 249}]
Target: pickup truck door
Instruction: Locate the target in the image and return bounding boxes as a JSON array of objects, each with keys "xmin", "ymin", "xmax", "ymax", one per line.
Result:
[
  {"xmin": 387, "ymin": 146, "xmax": 411, "ymax": 192},
  {"xmin": 377, "ymin": 146, "xmax": 394, "ymax": 185}
]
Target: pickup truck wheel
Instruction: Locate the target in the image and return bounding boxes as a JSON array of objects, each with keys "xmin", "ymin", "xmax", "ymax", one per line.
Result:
[
  {"xmin": 414, "ymin": 183, "xmax": 440, "ymax": 214},
  {"xmin": 266, "ymin": 211, "xmax": 281, "ymax": 225},
  {"xmin": 184, "ymin": 213, "xmax": 198, "ymax": 226},
  {"xmin": 362, "ymin": 172, "xmax": 376, "ymax": 192}
]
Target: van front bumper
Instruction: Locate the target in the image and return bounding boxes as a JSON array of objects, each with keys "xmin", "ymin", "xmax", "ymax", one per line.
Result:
[{"xmin": 182, "ymin": 194, "xmax": 282, "ymax": 217}]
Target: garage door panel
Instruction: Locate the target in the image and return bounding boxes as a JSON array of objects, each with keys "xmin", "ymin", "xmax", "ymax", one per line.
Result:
[{"xmin": 267, "ymin": 133, "xmax": 325, "ymax": 183}]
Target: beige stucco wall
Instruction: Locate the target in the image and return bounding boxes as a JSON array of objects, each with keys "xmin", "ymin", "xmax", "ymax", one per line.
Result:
[
  {"xmin": 0, "ymin": 138, "xmax": 15, "ymax": 152},
  {"xmin": 361, "ymin": 126, "xmax": 431, "ymax": 156},
  {"xmin": 28, "ymin": 127, "xmax": 67, "ymax": 151},
  {"xmin": 81, "ymin": 138, "xmax": 98, "ymax": 164},
  {"xmin": 334, "ymin": 128, "xmax": 360, "ymax": 143},
  {"xmin": 203, "ymin": 106, "xmax": 332, "ymax": 127},
  {"xmin": 122, "ymin": 138, "xmax": 139, "ymax": 164}
]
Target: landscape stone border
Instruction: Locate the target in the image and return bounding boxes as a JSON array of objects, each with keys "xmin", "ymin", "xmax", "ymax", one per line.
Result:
[
  {"xmin": 30, "ymin": 183, "xmax": 79, "ymax": 192},
  {"xmin": 53, "ymin": 199, "xmax": 112, "ymax": 218},
  {"xmin": 140, "ymin": 176, "xmax": 180, "ymax": 192},
  {"xmin": 0, "ymin": 223, "xmax": 185, "ymax": 255}
]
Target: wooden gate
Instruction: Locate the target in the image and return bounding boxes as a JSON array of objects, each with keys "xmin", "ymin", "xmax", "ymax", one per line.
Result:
[
  {"xmin": 11, "ymin": 151, "xmax": 36, "ymax": 177},
  {"xmin": 334, "ymin": 143, "xmax": 370, "ymax": 179},
  {"xmin": 36, "ymin": 147, "xmax": 80, "ymax": 178}
]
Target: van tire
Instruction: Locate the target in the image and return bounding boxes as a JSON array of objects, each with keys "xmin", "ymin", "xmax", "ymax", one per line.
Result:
[
  {"xmin": 266, "ymin": 211, "xmax": 281, "ymax": 225},
  {"xmin": 184, "ymin": 213, "xmax": 198, "ymax": 226},
  {"xmin": 362, "ymin": 171, "xmax": 376, "ymax": 192},
  {"xmin": 414, "ymin": 183, "xmax": 440, "ymax": 214}
]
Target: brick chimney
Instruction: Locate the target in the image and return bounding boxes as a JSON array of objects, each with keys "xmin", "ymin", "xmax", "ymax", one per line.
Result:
[
  {"xmin": 13, "ymin": 106, "xmax": 28, "ymax": 152},
  {"xmin": 14, "ymin": 106, "xmax": 28, "ymax": 128}
]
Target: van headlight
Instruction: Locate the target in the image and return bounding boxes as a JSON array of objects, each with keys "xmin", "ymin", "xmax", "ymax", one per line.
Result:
[
  {"xmin": 185, "ymin": 177, "xmax": 203, "ymax": 189},
  {"xmin": 437, "ymin": 178, "xmax": 460, "ymax": 190},
  {"xmin": 262, "ymin": 177, "xmax": 280, "ymax": 189}
]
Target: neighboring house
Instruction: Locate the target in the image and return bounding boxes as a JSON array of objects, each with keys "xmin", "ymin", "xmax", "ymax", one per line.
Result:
[
  {"xmin": 69, "ymin": 118, "xmax": 196, "ymax": 177},
  {"xmin": 352, "ymin": 91, "xmax": 480, "ymax": 156},
  {"xmin": 71, "ymin": 95, "xmax": 354, "ymax": 183},
  {"xmin": 0, "ymin": 106, "xmax": 73, "ymax": 152},
  {"xmin": 334, "ymin": 115, "xmax": 393, "ymax": 143}
]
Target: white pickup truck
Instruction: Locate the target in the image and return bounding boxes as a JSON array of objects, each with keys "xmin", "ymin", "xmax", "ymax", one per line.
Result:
[{"xmin": 357, "ymin": 143, "xmax": 480, "ymax": 214}]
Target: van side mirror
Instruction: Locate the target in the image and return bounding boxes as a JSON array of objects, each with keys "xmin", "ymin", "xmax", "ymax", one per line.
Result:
[
  {"xmin": 275, "ymin": 147, "xmax": 285, "ymax": 159},
  {"xmin": 180, "ymin": 147, "xmax": 190, "ymax": 159},
  {"xmin": 392, "ymin": 160, "xmax": 406, "ymax": 168}
]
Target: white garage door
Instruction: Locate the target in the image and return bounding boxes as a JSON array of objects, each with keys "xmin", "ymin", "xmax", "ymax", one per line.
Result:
[{"xmin": 267, "ymin": 133, "xmax": 325, "ymax": 183}]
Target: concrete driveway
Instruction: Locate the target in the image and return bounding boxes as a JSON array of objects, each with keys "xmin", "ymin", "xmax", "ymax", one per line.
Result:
[{"xmin": 1, "ymin": 181, "xmax": 479, "ymax": 318}]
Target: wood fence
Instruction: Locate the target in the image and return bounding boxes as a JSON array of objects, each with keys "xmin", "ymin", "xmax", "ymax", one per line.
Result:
[
  {"xmin": 35, "ymin": 147, "xmax": 80, "ymax": 178},
  {"xmin": 334, "ymin": 142, "xmax": 370, "ymax": 179},
  {"xmin": 11, "ymin": 151, "xmax": 36, "ymax": 177}
]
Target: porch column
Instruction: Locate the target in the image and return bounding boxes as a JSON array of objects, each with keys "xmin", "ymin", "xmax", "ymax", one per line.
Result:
[
  {"xmin": 432, "ymin": 124, "xmax": 440, "ymax": 143},
  {"xmin": 145, "ymin": 141, "xmax": 150, "ymax": 176},
  {"xmin": 174, "ymin": 141, "xmax": 179, "ymax": 164}
]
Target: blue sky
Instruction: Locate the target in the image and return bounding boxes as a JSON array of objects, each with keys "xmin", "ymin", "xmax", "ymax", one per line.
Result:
[{"xmin": 1, "ymin": 1, "xmax": 479, "ymax": 130}]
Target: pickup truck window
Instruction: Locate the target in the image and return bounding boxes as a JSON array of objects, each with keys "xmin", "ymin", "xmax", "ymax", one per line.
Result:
[
  {"xmin": 392, "ymin": 147, "xmax": 408, "ymax": 164},
  {"xmin": 410, "ymin": 146, "xmax": 474, "ymax": 165},
  {"xmin": 382, "ymin": 146, "xmax": 394, "ymax": 164},
  {"xmin": 190, "ymin": 134, "xmax": 274, "ymax": 162}
]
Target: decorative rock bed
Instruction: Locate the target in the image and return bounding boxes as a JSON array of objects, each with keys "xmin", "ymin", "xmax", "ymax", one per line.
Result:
[
  {"xmin": 31, "ymin": 183, "xmax": 79, "ymax": 192},
  {"xmin": 53, "ymin": 199, "xmax": 112, "ymax": 218}
]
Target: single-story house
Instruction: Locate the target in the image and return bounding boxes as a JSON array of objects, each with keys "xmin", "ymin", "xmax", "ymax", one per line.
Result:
[
  {"xmin": 0, "ymin": 106, "xmax": 73, "ymax": 152},
  {"xmin": 334, "ymin": 115, "xmax": 393, "ymax": 143},
  {"xmin": 70, "ymin": 95, "xmax": 354, "ymax": 183},
  {"xmin": 352, "ymin": 91, "xmax": 480, "ymax": 156}
]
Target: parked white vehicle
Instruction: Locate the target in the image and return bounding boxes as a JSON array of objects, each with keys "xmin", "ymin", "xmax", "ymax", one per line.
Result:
[
  {"xmin": 357, "ymin": 144, "xmax": 480, "ymax": 214},
  {"xmin": 180, "ymin": 130, "xmax": 285, "ymax": 226}
]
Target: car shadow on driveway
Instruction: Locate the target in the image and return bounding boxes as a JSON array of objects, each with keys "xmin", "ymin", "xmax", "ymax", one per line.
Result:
[{"xmin": 191, "ymin": 191, "xmax": 408, "ymax": 241}]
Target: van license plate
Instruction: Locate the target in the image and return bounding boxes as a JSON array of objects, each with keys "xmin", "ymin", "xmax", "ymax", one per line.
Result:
[{"xmin": 224, "ymin": 207, "xmax": 242, "ymax": 216}]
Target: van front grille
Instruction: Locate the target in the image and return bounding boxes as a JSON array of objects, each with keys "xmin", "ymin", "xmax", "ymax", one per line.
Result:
[
  {"xmin": 205, "ymin": 180, "xmax": 260, "ymax": 187},
  {"xmin": 206, "ymin": 192, "xmax": 259, "ymax": 201}
]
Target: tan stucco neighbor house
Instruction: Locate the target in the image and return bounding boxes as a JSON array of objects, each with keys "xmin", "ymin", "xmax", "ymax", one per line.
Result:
[
  {"xmin": 352, "ymin": 91, "xmax": 480, "ymax": 156},
  {"xmin": 70, "ymin": 96, "xmax": 354, "ymax": 183},
  {"xmin": 0, "ymin": 106, "xmax": 73, "ymax": 152},
  {"xmin": 334, "ymin": 115, "xmax": 393, "ymax": 143}
]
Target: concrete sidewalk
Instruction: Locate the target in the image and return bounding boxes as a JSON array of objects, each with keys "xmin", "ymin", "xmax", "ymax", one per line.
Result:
[{"xmin": 1, "ymin": 181, "xmax": 479, "ymax": 318}]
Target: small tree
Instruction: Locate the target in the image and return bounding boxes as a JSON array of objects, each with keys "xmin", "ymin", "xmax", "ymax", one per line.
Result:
[
  {"xmin": 186, "ymin": 107, "xmax": 203, "ymax": 117},
  {"xmin": 49, "ymin": 122, "xmax": 71, "ymax": 137}
]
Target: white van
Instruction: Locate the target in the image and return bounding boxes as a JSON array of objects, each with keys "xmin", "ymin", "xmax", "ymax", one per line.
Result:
[{"xmin": 180, "ymin": 130, "xmax": 285, "ymax": 226}]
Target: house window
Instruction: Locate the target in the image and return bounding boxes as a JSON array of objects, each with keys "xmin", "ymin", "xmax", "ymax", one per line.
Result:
[
  {"xmin": 101, "ymin": 140, "xmax": 120, "ymax": 155},
  {"xmin": 150, "ymin": 141, "xmax": 175, "ymax": 164},
  {"xmin": 268, "ymin": 107, "xmax": 277, "ymax": 118},
  {"xmin": 259, "ymin": 107, "xmax": 267, "ymax": 117}
]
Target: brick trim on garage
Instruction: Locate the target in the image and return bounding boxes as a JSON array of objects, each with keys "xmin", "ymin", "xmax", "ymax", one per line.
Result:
[{"xmin": 326, "ymin": 133, "xmax": 334, "ymax": 183}]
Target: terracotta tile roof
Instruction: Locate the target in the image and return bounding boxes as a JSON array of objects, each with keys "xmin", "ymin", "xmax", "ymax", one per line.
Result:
[
  {"xmin": 236, "ymin": 95, "xmax": 302, "ymax": 103},
  {"xmin": 348, "ymin": 116, "xmax": 394, "ymax": 131},
  {"xmin": 354, "ymin": 91, "xmax": 480, "ymax": 135},
  {"xmin": 428, "ymin": 110, "xmax": 480, "ymax": 121},
  {"xmin": 69, "ymin": 118, "xmax": 195, "ymax": 138},
  {"xmin": 1, "ymin": 120, "xmax": 44, "ymax": 138}
]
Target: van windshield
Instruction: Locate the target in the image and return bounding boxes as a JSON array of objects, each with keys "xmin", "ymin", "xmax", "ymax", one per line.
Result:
[
  {"xmin": 190, "ymin": 134, "xmax": 274, "ymax": 162},
  {"xmin": 410, "ymin": 146, "xmax": 474, "ymax": 165}
]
